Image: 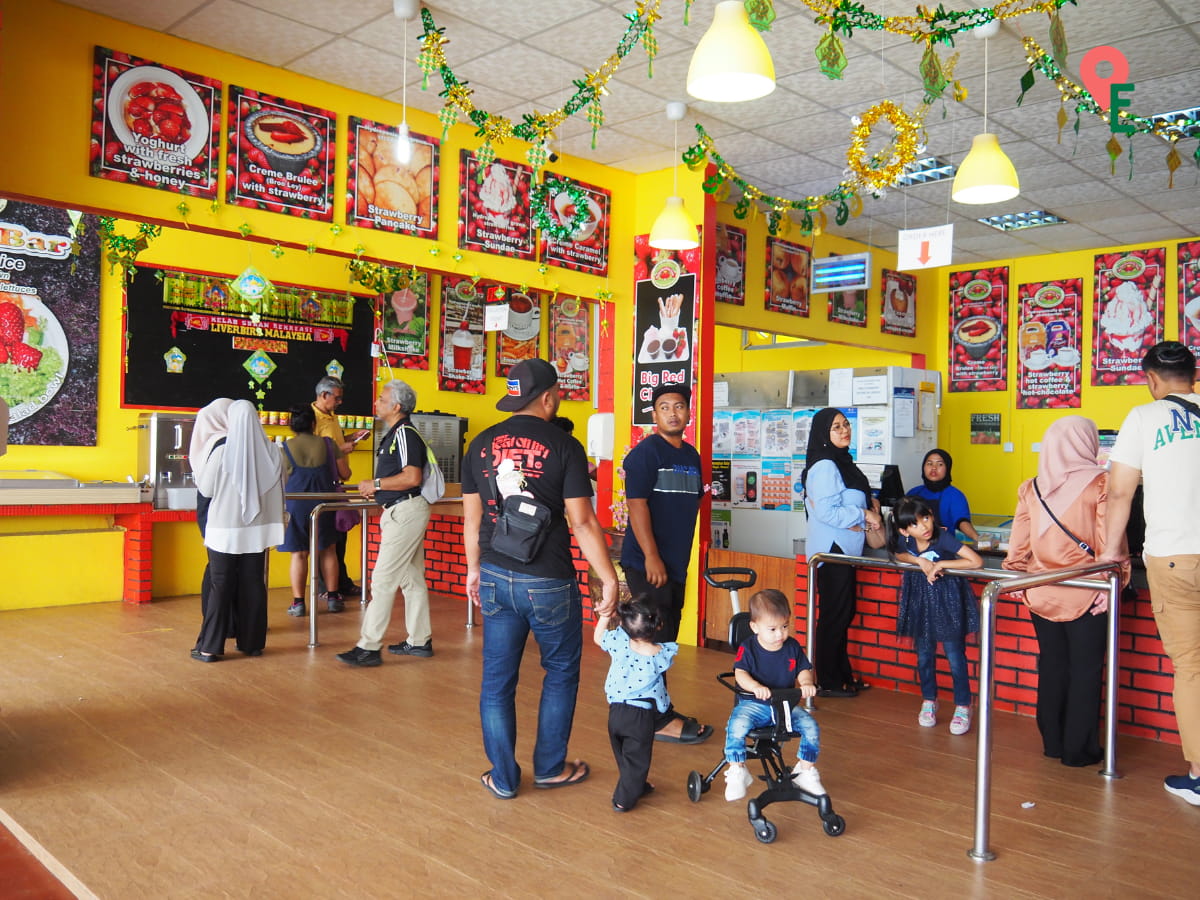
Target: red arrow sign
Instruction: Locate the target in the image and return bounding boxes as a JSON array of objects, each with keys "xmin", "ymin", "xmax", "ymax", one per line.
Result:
[{"xmin": 917, "ymin": 241, "xmax": 932, "ymax": 264}]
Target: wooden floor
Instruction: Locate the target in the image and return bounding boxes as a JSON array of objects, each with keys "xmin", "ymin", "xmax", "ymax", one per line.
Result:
[{"xmin": 0, "ymin": 591, "xmax": 1195, "ymax": 899}]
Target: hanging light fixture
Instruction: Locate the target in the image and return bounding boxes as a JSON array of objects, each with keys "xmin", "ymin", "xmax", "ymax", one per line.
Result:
[
  {"xmin": 952, "ymin": 21, "xmax": 1020, "ymax": 204},
  {"xmin": 393, "ymin": 0, "xmax": 419, "ymax": 165},
  {"xmin": 649, "ymin": 102, "xmax": 699, "ymax": 250},
  {"xmin": 686, "ymin": 0, "xmax": 776, "ymax": 103}
]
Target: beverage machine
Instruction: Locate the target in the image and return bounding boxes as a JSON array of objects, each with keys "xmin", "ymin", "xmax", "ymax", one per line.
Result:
[{"xmin": 136, "ymin": 411, "xmax": 197, "ymax": 509}]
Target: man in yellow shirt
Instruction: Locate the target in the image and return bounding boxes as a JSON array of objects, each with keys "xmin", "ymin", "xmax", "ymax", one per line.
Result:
[{"xmin": 312, "ymin": 376, "xmax": 360, "ymax": 597}]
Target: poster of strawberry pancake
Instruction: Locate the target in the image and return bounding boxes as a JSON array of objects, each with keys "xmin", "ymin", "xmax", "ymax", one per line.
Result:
[
  {"xmin": 458, "ymin": 151, "xmax": 535, "ymax": 260},
  {"xmin": 226, "ymin": 86, "xmax": 336, "ymax": 221},
  {"xmin": 948, "ymin": 267, "xmax": 1008, "ymax": 392},
  {"xmin": 438, "ymin": 275, "xmax": 486, "ymax": 394},
  {"xmin": 346, "ymin": 116, "xmax": 439, "ymax": 237},
  {"xmin": 90, "ymin": 47, "xmax": 222, "ymax": 198},
  {"xmin": 1092, "ymin": 247, "xmax": 1164, "ymax": 386},
  {"xmin": 548, "ymin": 296, "xmax": 592, "ymax": 402},
  {"xmin": 1016, "ymin": 278, "xmax": 1082, "ymax": 409},
  {"xmin": 1177, "ymin": 241, "xmax": 1200, "ymax": 361}
]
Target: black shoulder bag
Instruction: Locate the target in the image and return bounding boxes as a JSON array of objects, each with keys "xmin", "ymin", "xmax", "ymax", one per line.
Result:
[
  {"xmin": 1032, "ymin": 477, "xmax": 1094, "ymax": 558},
  {"xmin": 486, "ymin": 466, "xmax": 554, "ymax": 564},
  {"xmin": 1163, "ymin": 394, "xmax": 1200, "ymax": 417}
]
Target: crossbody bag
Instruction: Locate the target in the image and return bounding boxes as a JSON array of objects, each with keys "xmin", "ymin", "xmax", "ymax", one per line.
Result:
[
  {"xmin": 485, "ymin": 464, "xmax": 553, "ymax": 564},
  {"xmin": 1032, "ymin": 477, "xmax": 1095, "ymax": 558}
]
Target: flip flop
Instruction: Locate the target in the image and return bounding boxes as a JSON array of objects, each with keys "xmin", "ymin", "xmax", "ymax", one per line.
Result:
[
  {"xmin": 655, "ymin": 716, "xmax": 714, "ymax": 744},
  {"xmin": 534, "ymin": 760, "xmax": 590, "ymax": 789},
  {"xmin": 480, "ymin": 772, "xmax": 516, "ymax": 800}
]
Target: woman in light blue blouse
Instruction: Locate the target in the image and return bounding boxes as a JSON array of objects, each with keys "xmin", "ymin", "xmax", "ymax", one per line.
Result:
[{"xmin": 801, "ymin": 408, "xmax": 883, "ymax": 697}]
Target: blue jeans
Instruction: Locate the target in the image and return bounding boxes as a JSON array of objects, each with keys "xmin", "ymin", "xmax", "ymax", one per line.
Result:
[
  {"xmin": 723, "ymin": 698, "xmax": 820, "ymax": 765},
  {"xmin": 478, "ymin": 562, "xmax": 583, "ymax": 794},
  {"xmin": 916, "ymin": 638, "xmax": 972, "ymax": 707}
]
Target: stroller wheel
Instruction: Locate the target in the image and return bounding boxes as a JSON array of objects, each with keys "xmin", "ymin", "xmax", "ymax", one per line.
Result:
[
  {"xmin": 753, "ymin": 819, "xmax": 778, "ymax": 844},
  {"xmin": 687, "ymin": 770, "xmax": 704, "ymax": 802},
  {"xmin": 822, "ymin": 814, "xmax": 846, "ymax": 837}
]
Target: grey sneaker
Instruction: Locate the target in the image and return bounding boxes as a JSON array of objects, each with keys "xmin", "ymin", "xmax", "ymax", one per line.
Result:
[
  {"xmin": 286, "ymin": 601, "xmax": 306, "ymax": 617},
  {"xmin": 323, "ymin": 592, "xmax": 345, "ymax": 613},
  {"xmin": 388, "ymin": 640, "xmax": 434, "ymax": 657},
  {"xmin": 336, "ymin": 646, "xmax": 381, "ymax": 667}
]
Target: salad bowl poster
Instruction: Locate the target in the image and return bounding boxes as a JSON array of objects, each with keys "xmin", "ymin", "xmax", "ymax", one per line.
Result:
[
  {"xmin": 539, "ymin": 178, "xmax": 611, "ymax": 276},
  {"xmin": 458, "ymin": 151, "xmax": 535, "ymax": 260},
  {"xmin": 0, "ymin": 199, "xmax": 100, "ymax": 446},
  {"xmin": 346, "ymin": 116, "xmax": 439, "ymax": 237},
  {"xmin": 548, "ymin": 296, "xmax": 592, "ymax": 402},
  {"xmin": 1092, "ymin": 247, "xmax": 1165, "ymax": 386},
  {"xmin": 948, "ymin": 267, "xmax": 1009, "ymax": 393},
  {"xmin": 764, "ymin": 237, "xmax": 810, "ymax": 317},
  {"xmin": 381, "ymin": 271, "xmax": 431, "ymax": 370},
  {"xmin": 1016, "ymin": 278, "xmax": 1083, "ymax": 410},
  {"xmin": 90, "ymin": 47, "xmax": 222, "ymax": 198},
  {"xmin": 714, "ymin": 223, "xmax": 747, "ymax": 306},
  {"xmin": 226, "ymin": 86, "xmax": 336, "ymax": 221},
  {"xmin": 1179, "ymin": 240, "xmax": 1200, "ymax": 359},
  {"xmin": 438, "ymin": 275, "xmax": 486, "ymax": 393}
]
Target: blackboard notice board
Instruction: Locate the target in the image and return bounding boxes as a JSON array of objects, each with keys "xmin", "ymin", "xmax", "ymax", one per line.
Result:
[{"xmin": 123, "ymin": 264, "xmax": 375, "ymax": 413}]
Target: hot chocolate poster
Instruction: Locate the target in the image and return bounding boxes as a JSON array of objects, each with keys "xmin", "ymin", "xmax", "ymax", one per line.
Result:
[
  {"xmin": 1092, "ymin": 247, "xmax": 1164, "ymax": 386},
  {"xmin": 1177, "ymin": 240, "xmax": 1200, "ymax": 360},
  {"xmin": 1016, "ymin": 278, "xmax": 1082, "ymax": 410},
  {"xmin": 490, "ymin": 284, "xmax": 542, "ymax": 377},
  {"xmin": 714, "ymin": 223, "xmax": 746, "ymax": 305},
  {"xmin": 548, "ymin": 296, "xmax": 591, "ymax": 402},
  {"xmin": 948, "ymin": 266, "xmax": 1008, "ymax": 393}
]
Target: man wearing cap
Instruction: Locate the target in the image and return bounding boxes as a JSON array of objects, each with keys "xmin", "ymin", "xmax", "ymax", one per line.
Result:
[
  {"xmin": 462, "ymin": 358, "xmax": 619, "ymax": 798},
  {"xmin": 620, "ymin": 383, "xmax": 711, "ymax": 744}
]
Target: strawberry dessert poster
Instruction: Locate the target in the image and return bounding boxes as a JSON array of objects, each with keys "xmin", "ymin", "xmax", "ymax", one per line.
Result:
[
  {"xmin": 948, "ymin": 267, "xmax": 1008, "ymax": 393},
  {"xmin": 1016, "ymin": 278, "xmax": 1082, "ymax": 410},
  {"xmin": 1177, "ymin": 240, "xmax": 1200, "ymax": 360},
  {"xmin": 1092, "ymin": 247, "xmax": 1164, "ymax": 386}
]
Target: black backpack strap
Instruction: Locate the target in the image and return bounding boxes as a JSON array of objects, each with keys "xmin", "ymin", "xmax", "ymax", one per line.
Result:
[{"xmin": 1032, "ymin": 477, "xmax": 1095, "ymax": 558}]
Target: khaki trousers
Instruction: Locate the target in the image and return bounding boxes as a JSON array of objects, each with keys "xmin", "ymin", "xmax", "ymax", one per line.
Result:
[
  {"xmin": 359, "ymin": 497, "xmax": 432, "ymax": 651},
  {"xmin": 1145, "ymin": 553, "xmax": 1200, "ymax": 765}
]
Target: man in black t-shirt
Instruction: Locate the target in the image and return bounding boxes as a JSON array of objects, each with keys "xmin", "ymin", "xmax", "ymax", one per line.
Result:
[
  {"xmin": 336, "ymin": 379, "xmax": 433, "ymax": 667},
  {"xmin": 463, "ymin": 359, "xmax": 618, "ymax": 799}
]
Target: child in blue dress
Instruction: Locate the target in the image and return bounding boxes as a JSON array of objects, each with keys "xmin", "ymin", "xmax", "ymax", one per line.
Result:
[
  {"xmin": 723, "ymin": 589, "xmax": 825, "ymax": 801},
  {"xmin": 890, "ymin": 497, "xmax": 983, "ymax": 734},
  {"xmin": 595, "ymin": 595, "xmax": 678, "ymax": 812}
]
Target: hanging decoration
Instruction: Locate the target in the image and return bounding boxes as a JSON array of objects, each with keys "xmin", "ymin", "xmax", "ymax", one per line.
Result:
[
  {"xmin": 798, "ymin": 0, "xmax": 1074, "ymax": 43},
  {"xmin": 95, "ymin": 217, "xmax": 162, "ymax": 281},
  {"xmin": 348, "ymin": 259, "xmax": 422, "ymax": 295},
  {"xmin": 417, "ymin": 2, "xmax": 661, "ymax": 165},
  {"xmin": 531, "ymin": 177, "xmax": 591, "ymax": 242},
  {"xmin": 745, "ymin": 1, "xmax": 777, "ymax": 31}
]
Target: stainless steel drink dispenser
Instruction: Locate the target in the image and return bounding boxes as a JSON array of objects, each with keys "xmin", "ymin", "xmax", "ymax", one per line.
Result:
[{"xmin": 136, "ymin": 412, "xmax": 197, "ymax": 509}]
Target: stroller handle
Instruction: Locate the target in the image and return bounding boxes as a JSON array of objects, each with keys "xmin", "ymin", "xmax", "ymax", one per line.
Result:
[{"xmin": 703, "ymin": 567, "xmax": 757, "ymax": 593}]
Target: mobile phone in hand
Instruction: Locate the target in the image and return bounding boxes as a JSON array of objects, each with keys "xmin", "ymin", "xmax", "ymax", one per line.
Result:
[{"xmin": 351, "ymin": 429, "xmax": 372, "ymax": 443}]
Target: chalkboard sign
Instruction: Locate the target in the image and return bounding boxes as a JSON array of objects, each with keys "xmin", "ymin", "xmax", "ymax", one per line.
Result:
[{"xmin": 123, "ymin": 264, "xmax": 374, "ymax": 413}]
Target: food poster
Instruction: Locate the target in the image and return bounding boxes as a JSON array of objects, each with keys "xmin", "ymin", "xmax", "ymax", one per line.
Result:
[
  {"xmin": 710, "ymin": 507, "xmax": 732, "ymax": 549},
  {"xmin": 761, "ymin": 409, "xmax": 793, "ymax": 458},
  {"xmin": 712, "ymin": 409, "xmax": 733, "ymax": 457},
  {"xmin": 631, "ymin": 234, "xmax": 703, "ymax": 285},
  {"xmin": 632, "ymin": 261, "xmax": 696, "ymax": 426},
  {"xmin": 346, "ymin": 116, "xmax": 438, "ymax": 237},
  {"xmin": 731, "ymin": 460, "xmax": 760, "ymax": 509},
  {"xmin": 437, "ymin": 276, "xmax": 486, "ymax": 393},
  {"xmin": 970, "ymin": 412, "xmax": 1001, "ymax": 445},
  {"xmin": 489, "ymin": 284, "xmax": 541, "ymax": 377},
  {"xmin": 0, "ymin": 200, "xmax": 100, "ymax": 446},
  {"xmin": 1092, "ymin": 248, "xmax": 1166, "ymax": 386},
  {"xmin": 1179, "ymin": 240, "xmax": 1200, "ymax": 358},
  {"xmin": 548, "ymin": 295, "xmax": 591, "ymax": 401},
  {"xmin": 731, "ymin": 409, "xmax": 761, "ymax": 459},
  {"xmin": 90, "ymin": 47, "xmax": 222, "ymax": 199},
  {"xmin": 827, "ymin": 289, "xmax": 867, "ymax": 327},
  {"xmin": 710, "ymin": 458, "xmax": 732, "ymax": 506},
  {"xmin": 381, "ymin": 271, "xmax": 431, "ymax": 370},
  {"xmin": 539, "ymin": 177, "xmax": 611, "ymax": 276},
  {"xmin": 1016, "ymin": 278, "xmax": 1083, "ymax": 409},
  {"xmin": 226, "ymin": 86, "xmax": 336, "ymax": 220},
  {"xmin": 714, "ymin": 223, "xmax": 747, "ymax": 305},
  {"xmin": 948, "ymin": 266, "xmax": 1009, "ymax": 392},
  {"xmin": 764, "ymin": 237, "xmax": 810, "ymax": 317},
  {"xmin": 759, "ymin": 458, "xmax": 792, "ymax": 511},
  {"xmin": 881, "ymin": 269, "xmax": 917, "ymax": 337},
  {"xmin": 458, "ymin": 150, "xmax": 535, "ymax": 260}
]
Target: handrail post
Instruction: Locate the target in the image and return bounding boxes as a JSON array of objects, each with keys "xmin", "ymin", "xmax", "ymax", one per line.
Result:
[
  {"xmin": 969, "ymin": 581, "xmax": 999, "ymax": 862},
  {"xmin": 1100, "ymin": 571, "xmax": 1122, "ymax": 779},
  {"xmin": 360, "ymin": 506, "xmax": 369, "ymax": 610},
  {"xmin": 805, "ymin": 553, "xmax": 821, "ymax": 712}
]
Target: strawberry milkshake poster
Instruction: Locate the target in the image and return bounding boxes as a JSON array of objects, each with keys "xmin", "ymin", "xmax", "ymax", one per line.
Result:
[
  {"xmin": 1016, "ymin": 278, "xmax": 1082, "ymax": 410},
  {"xmin": 1177, "ymin": 241, "xmax": 1200, "ymax": 359},
  {"xmin": 381, "ymin": 271, "xmax": 430, "ymax": 371},
  {"xmin": 948, "ymin": 267, "xmax": 1008, "ymax": 392},
  {"xmin": 1092, "ymin": 247, "xmax": 1165, "ymax": 386}
]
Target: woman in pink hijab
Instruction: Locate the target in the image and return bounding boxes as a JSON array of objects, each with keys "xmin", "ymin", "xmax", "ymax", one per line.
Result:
[{"xmin": 1004, "ymin": 416, "xmax": 1129, "ymax": 767}]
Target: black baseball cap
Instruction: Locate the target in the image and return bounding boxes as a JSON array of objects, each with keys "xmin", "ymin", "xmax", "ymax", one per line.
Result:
[
  {"xmin": 497, "ymin": 358, "xmax": 559, "ymax": 411},
  {"xmin": 651, "ymin": 383, "xmax": 691, "ymax": 406}
]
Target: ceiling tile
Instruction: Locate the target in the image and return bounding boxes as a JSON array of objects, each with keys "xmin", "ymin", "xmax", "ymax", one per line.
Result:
[
  {"xmin": 352, "ymin": 8, "xmax": 509, "ymax": 61},
  {"xmin": 59, "ymin": 0, "xmax": 207, "ymax": 31},
  {"xmin": 424, "ymin": 0, "xmax": 603, "ymax": 39},
  {"xmin": 241, "ymin": 0, "xmax": 391, "ymax": 34},
  {"xmin": 453, "ymin": 44, "xmax": 582, "ymax": 101},
  {"xmin": 290, "ymin": 38, "xmax": 406, "ymax": 97},
  {"xmin": 173, "ymin": 0, "xmax": 330, "ymax": 67}
]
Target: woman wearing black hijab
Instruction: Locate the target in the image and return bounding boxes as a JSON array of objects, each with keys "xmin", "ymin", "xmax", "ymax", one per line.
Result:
[
  {"xmin": 801, "ymin": 408, "xmax": 883, "ymax": 697},
  {"xmin": 907, "ymin": 449, "xmax": 981, "ymax": 542}
]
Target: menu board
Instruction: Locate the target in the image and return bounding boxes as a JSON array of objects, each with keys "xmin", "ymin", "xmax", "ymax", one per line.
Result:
[
  {"xmin": 548, "ymin": 296, "xmax": 591, "ymax": 401},
  {"xmin": 437, "ymin": 275, "xmax": 486, "ymax": 393},
  {"xmin": 764, "ymin": 237, "xmax": 810, "ymax": 317},
  {"xmin": 948, "ymin": 266, "xmax": 1008, "ymax": 392},
  {"xmin": 714, "ymin": 223, "xmax": 747, "ymax": 305},
  {"xmin": 458, "ymin": 151, "xmax": 535, "ymax": 260},
  {"xmin": 881, "ymin": 269, "xmax": 916, "ymax": 337},
  {"xmin": 1092, "ymin": 247, "xmax": 1165, "ymax": 386},
  {"xmin": 226, "ymin": 86, "xmax": 336, "ymax": 220},
  {"xmin": 0, "ymin": 200, "xmax": 101, "ymax": 446},
  {"xmin": 539, "ymin": 177, "xmax": 611, "ymax": 276},
  {"xmin": 1016, "ymin": 278, "xmax": 1082, "ymax": 409},
  {"xmin": 381, "ymin": 271, "xmax": 431, "ymax": 371},
  {"xmin": 346, "ymin": 116, "xmax": 439, "ymax": 237},
  {"xmin": 491, "ymin": 285, "xmax": 542, "ymax": 377},
  {"xmin": 90, "ymin": 47, "xmax": 222, "ymax": 199},
  {"xmin": 1179, "ymin": 240, "xmax": 1200, "ymax": 359}
]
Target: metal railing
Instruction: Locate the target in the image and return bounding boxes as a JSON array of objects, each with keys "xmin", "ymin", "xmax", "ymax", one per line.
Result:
[{"xmin": 804, "ymin": 552, "xmax": 1123, "ymax": 863}]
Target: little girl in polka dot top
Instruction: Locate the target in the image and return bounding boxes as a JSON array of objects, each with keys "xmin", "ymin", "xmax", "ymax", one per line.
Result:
[{"xmin": 594, "ymin": 595, "xmax": 678, "ymax": 812}]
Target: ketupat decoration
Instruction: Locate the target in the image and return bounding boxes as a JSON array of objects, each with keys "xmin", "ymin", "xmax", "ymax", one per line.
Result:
[
  {"xmin": 800, "ymin": 0, "xmax": 1074, "ymax": 43},
  {"xmin": 530, "ymin": 177, "xmax": 591, "ymax": 242},
  {"xmin": 96, "ymin": 217, "xmax": 162, "ymax": 280}
]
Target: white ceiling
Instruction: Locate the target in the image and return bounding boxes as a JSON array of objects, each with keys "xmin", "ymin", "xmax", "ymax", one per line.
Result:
[{"xmin": 62, "ymin": 0, "xmax": 1200, "ymax": 263}]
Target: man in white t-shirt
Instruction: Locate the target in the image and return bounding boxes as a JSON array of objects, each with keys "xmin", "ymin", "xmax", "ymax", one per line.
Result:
[{"xmin": 1103, "ymin": 341, "xmax": 1200, "ymax": 806}]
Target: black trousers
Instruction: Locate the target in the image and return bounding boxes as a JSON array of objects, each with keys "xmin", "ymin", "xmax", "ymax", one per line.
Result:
[
  {"xmin": 608, "ymin": 702, "xmax": 657, "ymax": 810},
  {"xmin": 196, "ymin": 549, "xmax": 267, "ymax": 655},
  {"xmin": 814, "ymin": 546, "xmax": 858, "ymax": 690},
  {"xmin": 1031, "ymin": 609, "xmax": 1108, "ymax": 765}
]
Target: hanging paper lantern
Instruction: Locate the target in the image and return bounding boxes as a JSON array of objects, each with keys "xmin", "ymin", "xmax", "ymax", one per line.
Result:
[{"xmin": 230, "ymin": 265, "xmax": 272, "ymax": 303}]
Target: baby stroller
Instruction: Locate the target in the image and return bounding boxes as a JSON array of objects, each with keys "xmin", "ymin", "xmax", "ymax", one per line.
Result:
[{"xmin": 687, "ymin": 565, "xmax": 846, "ymax": 843}]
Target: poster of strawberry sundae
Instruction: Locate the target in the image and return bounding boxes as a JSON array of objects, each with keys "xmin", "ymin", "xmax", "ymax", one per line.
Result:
[
  {"xmin": 1177, "ymin": 240, "xmax": 1200, "ymax": 360},
  {"xmin": 1092, "ymin": 247, "xmax": 1164, "ymax": 386}
]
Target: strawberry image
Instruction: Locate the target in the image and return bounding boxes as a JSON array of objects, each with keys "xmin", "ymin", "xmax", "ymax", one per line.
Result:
[
  {"xmin": 7, "ymin": 342, "xmax": 42, "ymax": 370},
  {"xmin": 0, "ymin": 344, "xmax": 7, "ymax": 364},
  {"xmin": 0, "ymin": 301, "xmax": 25, "ymax": 345}
]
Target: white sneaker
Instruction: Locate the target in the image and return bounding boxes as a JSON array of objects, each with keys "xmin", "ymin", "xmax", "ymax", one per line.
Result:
[
  {"xmin": 724, "ymin": 764, "xmax": 754, "ymax": 801},
  {"xmin": 950, "ymin": 705, "xmax": 972, "ymax": 735},
  {"xmin": 791, "ymin": 764, "xmax": 827, "ymax": 796},
  {"xmin": 918, "ymin": 700, "xmax": 938, "ymax": 728}
]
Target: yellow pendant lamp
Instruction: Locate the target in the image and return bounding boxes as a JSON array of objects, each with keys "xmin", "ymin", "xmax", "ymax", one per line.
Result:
[
  {"xmin": 649, "ymin": 102, "xmax": 699, "ymax": 250},
  {"xmin": 686, "ymin": 0, "xmax": 776, "ymax": 103},
  {"xmin": 952, "ymin": 23, "xmax": 1019, "ymax": 204}
]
